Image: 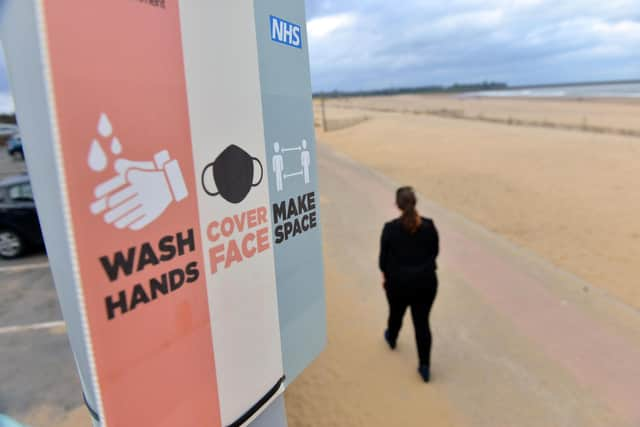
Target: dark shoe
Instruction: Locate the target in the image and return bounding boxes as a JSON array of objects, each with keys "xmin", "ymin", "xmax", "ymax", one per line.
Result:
[
  {"xmin": 418, "ymin": 364, "xmax": 430, "ymax": 382},
  {"xmin": 384, "ymin": 329, "xmax": 396, "ymax": 350}
]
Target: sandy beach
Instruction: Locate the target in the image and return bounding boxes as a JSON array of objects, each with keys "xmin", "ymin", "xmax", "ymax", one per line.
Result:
[
  {"xmin": 284, "ymin": 141, "xmax": 640, "ymax": 427},
  {"xmin": 324, "ymin": 94, "xmax": 640, "ymax": 135},
  {"xmin": 313, "ymin": 94, "xmax": 640, "ymax": 310},
  {"xmin": 285, "ymin": 94, "xmax": 640, "ymax": 426}
]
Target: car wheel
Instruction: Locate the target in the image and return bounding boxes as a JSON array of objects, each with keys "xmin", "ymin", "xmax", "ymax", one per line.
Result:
[{"xmin": 0, "ymin": 229, "xmax": 25, "ymax": 259}]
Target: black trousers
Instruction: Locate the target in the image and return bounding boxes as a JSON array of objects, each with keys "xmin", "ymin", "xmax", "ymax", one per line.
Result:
[{"xmin": 385, "ymin": 281, "xmax": 438, "ymax": 366}]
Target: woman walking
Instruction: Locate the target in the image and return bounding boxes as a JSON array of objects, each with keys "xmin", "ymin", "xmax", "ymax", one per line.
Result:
[{"xmin": 379, "ymin": 186, "xmax": 439, "ymax": 382}]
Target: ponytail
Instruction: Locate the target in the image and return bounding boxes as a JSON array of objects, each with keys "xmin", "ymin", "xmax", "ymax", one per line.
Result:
[{"xmin": 396, "ymin": 186, "xmax": 422, "ymax": 233}]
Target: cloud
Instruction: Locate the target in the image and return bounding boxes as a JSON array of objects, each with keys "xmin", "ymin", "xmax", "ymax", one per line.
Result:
[
  {"xmin": 305, "ymin": 0, "xmax": 640, "ymax": 91},
  {"xmin": 1, "ymin": 5, "xmax": 637, "ymax": 98},
  {"xmin": 433, "ymin": 9, "xmax": 504, "ymax": 32},
  {"xmin": 591, "ymin": 19, "xmax": 640, "ymax": 41},
  {"xmin": 308, "ymin": 13, "xmax": 356, "ymax": 40}
]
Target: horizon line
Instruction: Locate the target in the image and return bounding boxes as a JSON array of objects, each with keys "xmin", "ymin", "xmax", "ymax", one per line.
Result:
[{"xmin": 312, "ymin": 78, "xmax": 640, "ymax": 96}]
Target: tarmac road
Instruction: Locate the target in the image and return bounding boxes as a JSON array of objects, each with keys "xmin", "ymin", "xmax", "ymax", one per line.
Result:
[
  {"xmin": 0, "ymin": 254, "xmax": 87, "ymax": 426},
  {"xmin": 0, "ymin": 149, "xmax": 90, "ymax": 426},
  {"xmin": 0, "ymin": 149, "xmax": 26, "ymax": 180}
]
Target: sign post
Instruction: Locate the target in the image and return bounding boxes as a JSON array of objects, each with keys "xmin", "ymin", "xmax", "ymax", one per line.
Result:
[{"xmin": 0, "ymin": 0, "xmax": 325, "ymax": 425}]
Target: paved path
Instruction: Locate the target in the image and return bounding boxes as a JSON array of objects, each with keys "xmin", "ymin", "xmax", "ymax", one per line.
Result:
[
  {"xmin": 0, "ymin": 260, "xmax": 86, "ymax": 426},
  {"xmin": 0, "ymin": 149, "xmax": 26, "ymax": 179},
  {"xmin": 302, "ymin": 143, "xmax": 640, "ymax": 427}
]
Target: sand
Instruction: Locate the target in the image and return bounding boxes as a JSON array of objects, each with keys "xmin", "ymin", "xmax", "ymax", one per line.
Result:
[
  {"xmin": 324, "ymin": 94, "xmax": 640, "ymax": 134},
  {"xmin": 17, "ymin": 406, "xmax": 91, "ymax": 427},
  {"xmin": 313, "ymin": 94, "xmax": 640, "ymax": 310},
  {"xmin": 284, "ymin": 256, "xmax": 459, "ymax": 427},
  {"xmin": 284, "ymin": 142, "xmax": 640, "ymax": 427}
]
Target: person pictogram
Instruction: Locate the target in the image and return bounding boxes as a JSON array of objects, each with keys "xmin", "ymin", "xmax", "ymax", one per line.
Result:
[
  {"xmin": 301, "ymin": 139, "xmax": 311, "ymax": 184},
  {"xmin": 272, "ymin": 142, "xmax": 284, "ymax": 192}
]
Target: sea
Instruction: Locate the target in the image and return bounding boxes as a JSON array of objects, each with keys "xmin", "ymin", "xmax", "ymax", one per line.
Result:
[{"xmin": 467, "ymin": 82, "xmax": 640, "ymax": 98}]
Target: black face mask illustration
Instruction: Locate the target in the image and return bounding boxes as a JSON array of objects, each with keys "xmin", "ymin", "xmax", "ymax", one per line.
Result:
[{"xmin": 201, "ymin": 145, "xmax": 264, "ymax": 204}]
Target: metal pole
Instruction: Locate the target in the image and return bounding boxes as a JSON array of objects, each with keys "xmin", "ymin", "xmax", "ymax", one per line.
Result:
[
  {"xmin": 249, "ymin": 395, "xmax": 288, "ymax": 427},
  {"xmin": 321, "ymin": 96, "xmax": 327, "ymax": 132}
]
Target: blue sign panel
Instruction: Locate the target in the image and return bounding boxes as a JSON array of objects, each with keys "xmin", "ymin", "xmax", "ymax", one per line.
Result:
[
  {"xmin": 258, "ymin": 3, "xmax": 326, "ymax": 385},
  {"xmin": 270, "ymin": 15, "xmax": 302, "ymax": 49}
]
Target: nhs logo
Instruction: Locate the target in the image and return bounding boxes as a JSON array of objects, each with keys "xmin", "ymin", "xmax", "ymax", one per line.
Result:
[{"xmin": 270, "ymin": 15, "xmax": 302, "ymax": 49}]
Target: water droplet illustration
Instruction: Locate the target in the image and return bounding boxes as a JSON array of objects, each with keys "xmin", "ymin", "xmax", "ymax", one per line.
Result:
[
  {"xmin": 98, "ymin": 113, "xmax": 112, "ymax": 137},
  {"xmin": 88, "ymin": 139, "xmax": 107, "ymax": 171},
  {"xmin": 111, "ymin": 137, "xmax": 122, "ymax": 155}
]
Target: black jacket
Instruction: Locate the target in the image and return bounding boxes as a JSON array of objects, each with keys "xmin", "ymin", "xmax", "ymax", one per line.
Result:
[{"xmin": 379, "ymin": 217, "xmax": 439, "ymax": 286}]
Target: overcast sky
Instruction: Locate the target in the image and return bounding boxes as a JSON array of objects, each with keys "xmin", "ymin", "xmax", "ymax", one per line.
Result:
[
  {"xmin": 1, "ymin": 0, "xmax": 639, "ymax": 111},
  {"xmin": 306, "ymin": 0, "xmax": 639, "ymax": 91}
]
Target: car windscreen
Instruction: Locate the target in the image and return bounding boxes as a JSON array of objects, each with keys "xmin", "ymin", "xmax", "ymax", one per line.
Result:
[{"xmin": 8, "ymin": 183, "xmax": 33, "ymax": 202}]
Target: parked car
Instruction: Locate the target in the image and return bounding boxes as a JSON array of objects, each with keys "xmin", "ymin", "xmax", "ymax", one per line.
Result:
[
  {"xmin": 6, "ymin": 135, "xmax": 24, "ymax": 160},
  {"xmin": 0, "ymin": 174, "xmax": 43, "ymax": 259}
]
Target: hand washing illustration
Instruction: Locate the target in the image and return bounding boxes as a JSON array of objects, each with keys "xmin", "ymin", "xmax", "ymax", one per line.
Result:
[{"xmin": 88, "ymin": 114, "xmax": 189, "ymax": 231}]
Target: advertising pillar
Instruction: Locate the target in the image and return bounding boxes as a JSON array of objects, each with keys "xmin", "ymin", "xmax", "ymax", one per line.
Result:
[{"xmin": 1, "ymin": 0, "xmax": 325, "ymax": 425}]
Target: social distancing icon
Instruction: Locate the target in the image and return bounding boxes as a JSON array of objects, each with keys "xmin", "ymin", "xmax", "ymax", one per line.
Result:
[{"xmin": 272, "ymin": 139, "xmax": 312, "ymax": 192}]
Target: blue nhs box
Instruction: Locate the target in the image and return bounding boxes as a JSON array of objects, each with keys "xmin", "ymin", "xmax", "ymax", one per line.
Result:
[{"xmin": 270, "ymin": 15, "xmax": 302, "ymax": 48}]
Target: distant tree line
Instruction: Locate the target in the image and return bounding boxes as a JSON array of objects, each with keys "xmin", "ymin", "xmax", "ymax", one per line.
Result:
[{"xmin": 313, "ymin": 81, "xmax": 508, "ymax": 98}]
